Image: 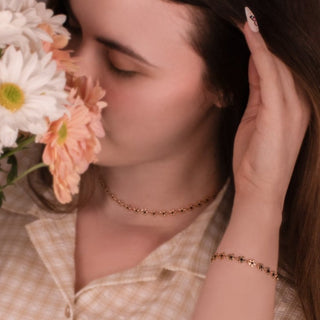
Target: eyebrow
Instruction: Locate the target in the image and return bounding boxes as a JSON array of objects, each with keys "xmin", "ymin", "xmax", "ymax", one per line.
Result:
[
  {"xmin": 66, "ymin": 1, "xmax": 157, "ymax": 68},
  {"xmin": 95, "ymin": 36, "xmax": 157, "ymax": 68}
]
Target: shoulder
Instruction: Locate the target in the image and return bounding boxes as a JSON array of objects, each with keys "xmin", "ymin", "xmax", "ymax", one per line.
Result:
[
  {"xmin": 0, "ymin": 208, "xmax": 38, "ymax": 226},
  {"xmin": 0, "ymin": 207, "xmax": 37, "ymax": 241},
  {"xmin": 0, "ymin": 180, "xmax": 46, "ymax": 218},
  {"xmin": 274, "ymin": 274, "xmax": 306, "ymax": 320}
]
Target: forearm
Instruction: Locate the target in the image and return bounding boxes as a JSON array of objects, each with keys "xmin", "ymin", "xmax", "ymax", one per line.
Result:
[
  {"xmin": 190, "ymin": 7, "xmax": 310, "ymax": 319},
  {"xmin": 191, "ymin": 195, "xmax": 282, "ymax": 320}
]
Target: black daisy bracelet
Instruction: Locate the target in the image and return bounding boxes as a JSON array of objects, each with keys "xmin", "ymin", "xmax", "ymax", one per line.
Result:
[{"xmin": 211, "ymin": 252, "xmax": 280, "ymax": 281}]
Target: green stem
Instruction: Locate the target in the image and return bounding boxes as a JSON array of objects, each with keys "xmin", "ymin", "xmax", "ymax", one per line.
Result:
[
  {"xmin": 0, "ymin": 162, "xmax": 48, "ymax": 190},
  {"xmin": 0, "ymin": 136, "xmax": 36, "ymax": 160}
]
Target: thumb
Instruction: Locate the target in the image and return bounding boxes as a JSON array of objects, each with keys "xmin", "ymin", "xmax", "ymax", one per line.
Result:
[{"xmin": 247, "ymin": 55, "xmax": 261, "ymax": 107}]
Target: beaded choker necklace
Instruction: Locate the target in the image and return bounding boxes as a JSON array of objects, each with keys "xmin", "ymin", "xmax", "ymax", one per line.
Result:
[{"xmin": 99, "ymin": 176, "xmax": 217, "ymax": 217}]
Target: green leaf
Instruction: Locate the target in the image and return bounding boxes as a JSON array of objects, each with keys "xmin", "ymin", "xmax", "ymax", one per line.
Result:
[{"xmin": 7, "ymin": 155, "xmax": 18, "ymax": 185}]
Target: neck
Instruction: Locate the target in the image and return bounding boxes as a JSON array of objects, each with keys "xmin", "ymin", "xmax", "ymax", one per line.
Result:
[{"xmin": 90, "ymin": 140, "xmax": 228, "ymax": 233}]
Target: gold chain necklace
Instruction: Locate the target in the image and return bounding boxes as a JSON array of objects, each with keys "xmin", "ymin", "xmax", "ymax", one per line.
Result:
[{"xmin": 99, "ymin": 176, "xmax": 217, "ymax": 217}]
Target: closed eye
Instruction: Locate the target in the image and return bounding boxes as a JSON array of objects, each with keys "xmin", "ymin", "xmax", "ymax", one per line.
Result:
[
  {"xmin": 107, "ymin": 61, "xmax": 138, "ymax": 78},
  {"xmin": 65, "ymin": 6, "xmax": 139, "ymax": 79}
]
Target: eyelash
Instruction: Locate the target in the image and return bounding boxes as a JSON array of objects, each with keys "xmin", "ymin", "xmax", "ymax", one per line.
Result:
[
  {"xmin": 66, "ymin": 21, "xmax": 137, "ymax": 79},
  {"xmin": 107, "ymin": 61, "xmax": 137, "ymax": 78}
]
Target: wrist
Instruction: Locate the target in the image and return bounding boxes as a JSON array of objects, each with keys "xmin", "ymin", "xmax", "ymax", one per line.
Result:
[
  {"xmin": 231, "ymin": 192, "xmax": 284, "ymax": 230},
  {"xmin": 215, "ymin": 196, "xmax": 281, "ymax": 273},
  {"xmin": 234, "ymin": 178, "xmax": 286, "ymax": 207}
]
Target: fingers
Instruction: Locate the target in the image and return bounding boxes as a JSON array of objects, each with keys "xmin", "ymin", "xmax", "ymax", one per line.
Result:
[
  {"xmin": 241, "ymin": 56, "xmax": 261, "ymax": 122},
  {"xmin": 266, "ymin": 40, "xmax": 311, "ymax": 130},
  {"xmin": 242, "ymin": 21, "xmax": 311, "ymax": 124},
  {"xmin": 246, "ymin": 55, "xmax": 261, "ymax": 107},
  {"xmin": 242, "ymin": 22, "xmax": 284, "ymax": 113},
  {"xmin": 241, "ymin": 21, "xmax": 311, "ymax": 167},
  {"xmin": 273, "ymin": 57, "xmax": 309, "ymax": 112}
]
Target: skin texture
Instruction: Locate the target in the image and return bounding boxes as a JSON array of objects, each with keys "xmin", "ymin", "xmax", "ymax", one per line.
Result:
[
  {"xmin": 69, "ymin": 2, "xmax": 311, "ymax": 318},
  {"xmin": 70, "ymin": 0, "xmax": 227, "ymax": 230},
  {"xmin": 192, "ymin": 22, "xmax": 310, "ymax": 319},
  {"xmin": 70, "ymin": 0, "xmax": 227, "ymax": 292},
  {"xmin": 71, "ymin": 0, "xmax": 220, "ymax": 167}
]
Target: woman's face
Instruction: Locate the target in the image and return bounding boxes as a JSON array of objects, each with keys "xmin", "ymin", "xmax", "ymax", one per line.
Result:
[{"xmin": 69, "ymin": 0, "xmax": 219, "ymax": 167}]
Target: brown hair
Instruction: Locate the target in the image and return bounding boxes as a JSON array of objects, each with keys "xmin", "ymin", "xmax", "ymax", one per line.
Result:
[{"xmin": 37, "ymin": 0, "xmax": 320, "ymax": 318}]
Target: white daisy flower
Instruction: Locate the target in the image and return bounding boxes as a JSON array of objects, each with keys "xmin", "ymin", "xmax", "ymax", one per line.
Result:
[
  {"xmin": 35, "ymin": 2, "xmax": 70, "ymax": 38},
  {"xmin": 0, "ymin": 0, "xmax": 36, "ymax": 11},
  {"xmin": 0, "ymin": 0, "xmax": 53, "ymax": 51},
  {"xmin": 0, "ymin": 45, "xmax": 68, "ymax": 152},
  {"xmin": 0, "ymin": 11, "xmax": 28, "ymax": 49}
]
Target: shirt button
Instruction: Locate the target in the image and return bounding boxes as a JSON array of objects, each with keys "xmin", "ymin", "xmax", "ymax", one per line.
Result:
[{"xmin": 65, "ymin": 305, "xmax": 71, "ymax": 318}]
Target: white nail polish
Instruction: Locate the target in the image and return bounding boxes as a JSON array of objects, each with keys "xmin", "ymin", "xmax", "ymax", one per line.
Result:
[{"xmin": 245, "ymin": 6, "xmax": 260, "ymax": 33}]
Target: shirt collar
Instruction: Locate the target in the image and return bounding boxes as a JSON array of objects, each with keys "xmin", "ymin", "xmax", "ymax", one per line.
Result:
[
  {"xmin": 25, "ymin": 213, "xmax": 77, "ymax": 304},
  {"xmin": 22, "ymin": 176, "xmax": 232, "ymax": 298},
  {"xmin": 74, "ymin": 178, "xmax": 233, "ymax": 296},
  {"xmin": 1, "ymin": 180, "xmax": 44, "ymax": 217},
  {"xmin": 138, "ymin": 178, "xmax": 234, "ymax": 278}
]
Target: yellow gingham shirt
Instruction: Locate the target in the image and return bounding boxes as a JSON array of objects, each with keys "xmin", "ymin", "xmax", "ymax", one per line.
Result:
[{"xmin": 0, "ymin": 152, "xmax": 306, "ymax": 320}]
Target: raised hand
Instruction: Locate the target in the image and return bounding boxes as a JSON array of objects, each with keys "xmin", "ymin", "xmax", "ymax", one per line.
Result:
[{"xmin": 233, "ymin": 20, "xmax": 311, "ymax": 218}]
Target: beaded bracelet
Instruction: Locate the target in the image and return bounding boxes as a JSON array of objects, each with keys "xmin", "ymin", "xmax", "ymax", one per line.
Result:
[{"xmin": 211, "ymin": 252, "xmax": 280, "ymax": 281}]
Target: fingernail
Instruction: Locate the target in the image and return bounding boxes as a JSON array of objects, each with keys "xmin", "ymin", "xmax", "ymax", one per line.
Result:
[{"xmin": 245, "ymin": 7, "xmax": 260, "ymax": 33}]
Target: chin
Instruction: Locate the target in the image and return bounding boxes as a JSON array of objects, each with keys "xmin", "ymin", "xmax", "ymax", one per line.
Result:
[
  {"xmin": 95, "ymin": 154, "xmax": 119, "ymax": 167},
  {"xmin": 95, "ymin": 152, "xmax": 131, "ymax": 168},
  {"xmin": 96, "ymin": 150, "xmax": 152, "ymax": 168}
]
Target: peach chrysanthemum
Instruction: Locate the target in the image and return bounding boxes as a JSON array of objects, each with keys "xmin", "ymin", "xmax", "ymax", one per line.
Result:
[
  {"xmin": 39, "ymin": 23, "xmax": 79, "ymax": 74},
  {"xmin": 68, "ymin": 74, "xmax": 107, "ymax": 135},
  {"xmin": 40, "ymin": 85, "xmax": 106, "ymax": 204}
]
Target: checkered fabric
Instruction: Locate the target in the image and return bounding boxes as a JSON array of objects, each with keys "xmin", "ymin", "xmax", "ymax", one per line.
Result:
[{"xmin": 0, "ymin": 151, "xmax": 306, "ymax": 319}]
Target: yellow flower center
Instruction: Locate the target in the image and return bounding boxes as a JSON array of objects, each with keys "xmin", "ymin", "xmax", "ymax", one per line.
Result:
[
  {"xmin": 0, "ymin": 82, "xmax": 25, "ymax": 112},
  {"xmin": 58, "ymin": 122, "xmax": 68, "ymax": 145}
]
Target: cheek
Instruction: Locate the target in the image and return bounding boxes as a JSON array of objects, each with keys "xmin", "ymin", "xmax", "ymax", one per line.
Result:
[
  {"xmin": 97, "ymin": 64, "xmax": 214, "ymax": 166},
  {"xmin": 102, "ymin": 75, "xmax": 207, "ymax": 147}
]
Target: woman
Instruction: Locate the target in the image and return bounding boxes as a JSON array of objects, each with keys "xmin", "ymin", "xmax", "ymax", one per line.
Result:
[{"xmin": 0, "ymin": 0, "xmax": 319, "ymax": 319}]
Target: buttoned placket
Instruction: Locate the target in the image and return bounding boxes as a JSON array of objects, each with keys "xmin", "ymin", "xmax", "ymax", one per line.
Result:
[
  {"xmin": 22, "ymin": 180, "xmax": 232, "ymax": 319},
  {"xmin": 26, "ymin": 214, "xmax": 77, "ymax": 319},
  {"xmin": 65, "ymin": 304, "xmax": 72, "ymax": 318}
]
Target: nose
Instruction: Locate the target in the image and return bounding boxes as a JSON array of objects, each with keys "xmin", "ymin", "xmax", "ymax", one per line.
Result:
[{"xmin": 73, "ymin": 39, "xmax": 100, "ymax": 81}]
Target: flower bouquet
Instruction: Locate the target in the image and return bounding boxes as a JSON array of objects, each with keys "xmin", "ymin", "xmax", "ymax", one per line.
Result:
[{"xmin": 0, "ymin": 0, "xmax": 107, "ymax": 206}]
